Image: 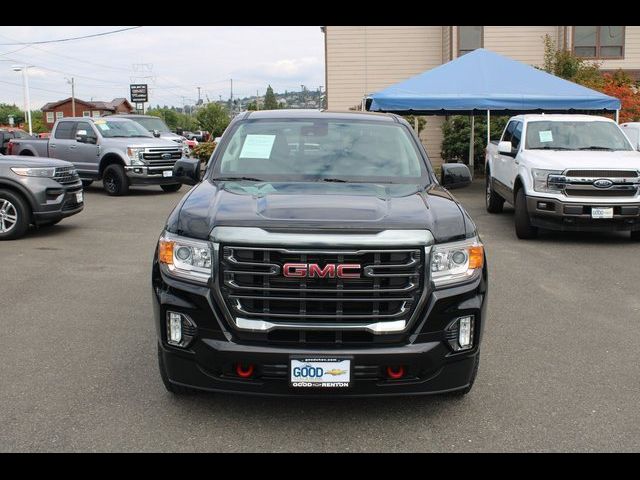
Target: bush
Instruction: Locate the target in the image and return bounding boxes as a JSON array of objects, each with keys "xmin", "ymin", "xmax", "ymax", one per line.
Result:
[
  {"xmin": 191, "ymin": 141, "xmax": 216, "ymax": 162},
  {"xmin": 441, "ymin": 115, "xmax": 509, "ymax": 169}
]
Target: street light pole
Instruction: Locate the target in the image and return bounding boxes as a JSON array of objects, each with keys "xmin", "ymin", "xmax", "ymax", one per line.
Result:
[
  {"xmin": 66, "ymin": 77, "xmax": 76, "ymax": 116},
  {"xmin": 13, "ymin": 65, "xmax": 32, "ymax": 135}
]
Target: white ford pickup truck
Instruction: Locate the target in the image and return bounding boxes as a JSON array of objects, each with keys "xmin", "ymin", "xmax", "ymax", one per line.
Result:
[{"xmin": 485, "ymin": 114, "xmax": 640, "ymax": 240}]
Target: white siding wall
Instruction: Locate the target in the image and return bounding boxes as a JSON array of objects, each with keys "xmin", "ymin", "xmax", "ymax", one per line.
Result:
[{"xmin": 481, "ymin": 26, "xmax": 560, "ymax": 66}]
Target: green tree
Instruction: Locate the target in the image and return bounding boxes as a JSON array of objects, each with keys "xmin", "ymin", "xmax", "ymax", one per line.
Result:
[
  {"xmin": 195, "ymin": 102, "xmax": 230, "ymax": 137},
  {"xmin": 30, "ymin": 110, "xmax": 47, "ymax": 134},
  {"xmin": 542, "ymin": 34, "xmax": 603, "ymax": 89},
  {"xmin": 263, "ymin": 85, "xmax": 279, "ymax": 110},
  {"xmin": 441, "ymin": 115, "xmax": 509, "ymax": 166},
  {"xmin": 0, "ymin": 103, "xmax": 24, "ymax": 125}
]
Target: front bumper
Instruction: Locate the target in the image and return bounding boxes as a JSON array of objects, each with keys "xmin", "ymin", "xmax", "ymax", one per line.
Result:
[
  {"xmin": 27, "ymin": 178, "xmax": 84, "ymax": 225},
  {"xmin": 526, "ymin": 194, "xmax": 640, "ymax": 232},
  {"xmin": 124, "ymin": 165, "xmax": 181, "ymax": 185},
  {"xmin": 152, "ymin": 259, "xmax": 488, "ymax": 397}
]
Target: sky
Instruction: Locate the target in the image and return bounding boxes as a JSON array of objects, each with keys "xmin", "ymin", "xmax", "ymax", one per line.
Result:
[{"xmin": 0, "ymin": 26, "xmax": 325, "ymax": 110}]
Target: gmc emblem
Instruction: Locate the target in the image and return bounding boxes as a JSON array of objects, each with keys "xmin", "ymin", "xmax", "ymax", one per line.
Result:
[{"xmin": 282, "ymin": 263, "xmax": 361, "ymax": 279}]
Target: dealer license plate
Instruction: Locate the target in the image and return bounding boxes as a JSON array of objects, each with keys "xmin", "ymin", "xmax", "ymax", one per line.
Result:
[
  {"xmin": 76, "ymin": 192, "xmax": 83, "ymax": 203},
  {"xmin": 290, "ymin": 358, "xmax": 351, "ymax": 388},
  {"xmin": 591, "ymin": 207, "xmax": 613, "ymax": 219},
  {"xmin": 163, "ymin": 170, "xmax": 173, "ymax": 178}
]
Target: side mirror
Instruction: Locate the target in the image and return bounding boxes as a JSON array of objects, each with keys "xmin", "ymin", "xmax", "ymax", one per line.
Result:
[
  {"xmin": 498, "ymin": 140, "xmax": 514, "ymax": 155},
  {"xmin": 440, "ymin": 163, "xmax": 472, "ymax": 189},
  {"xmin": 173, "ymin": 158, "xmax": 201, "ymax": 185},
  {"xmin": 152, "ymin": 129, "xmax": 161, "ymax": 138}
]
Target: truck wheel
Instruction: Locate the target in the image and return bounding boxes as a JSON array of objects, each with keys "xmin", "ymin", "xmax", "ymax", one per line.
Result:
[
  {"xmin": 81, "ymin": 180, "xmax": 93, "ymax": 188},
  {"xmin": 485, "ymin": 173, "xmax": 504, "ymax": 213},
  {"xmin": 447, "ymin": 353, "xmax": 480, "ymax": 397},
  {"xmin": 161, "ymin": 184, "xmax": 182, "ymax": 193},
  {"xmin": 157, "ymin": 344, "xmax": 199, "ymax": 395},
  {"xmin": 0, "ymin": 189, "xmax": 30, "ymax": 240},
  {"xmin": 514, "ymin": 188, "xmax": 538, "ymax": 239},
  {"xmin": 102, "ymin": 164, "xmax": 129, "ymax": 196}
]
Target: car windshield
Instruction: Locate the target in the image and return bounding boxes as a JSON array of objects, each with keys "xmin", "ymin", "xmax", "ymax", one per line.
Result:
[
  {"xmin": 213, "ymin": 119, "xmax": 426, "ymax": 183},
  {"xmin": 93, "ymin": 119, "xmax": 153, "ymax": 138},
  {"xmin": 525, "ymin": 120, "xmax": 633, "ymax": 151},
  {"xmin": 127, "ymin": 116, "xmax": 171, "ymax": 133}
]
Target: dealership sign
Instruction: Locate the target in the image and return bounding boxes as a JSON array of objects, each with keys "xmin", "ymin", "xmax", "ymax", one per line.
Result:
[{"xmin": 130, "ymin": 84, "xmax": 148, "ymax": 103}]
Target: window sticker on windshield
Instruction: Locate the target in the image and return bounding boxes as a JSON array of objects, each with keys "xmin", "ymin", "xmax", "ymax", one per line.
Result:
[
  {"xmin": 539, "ymin": 130, "xmax": 553, "ymax": 143},
  {"xmin": 96, "ymin": 123, "xmax": 110, "ymax": 131},
  {"xmin": 239, "ymin": 134, "xmax": 276, "ymax": 159}
]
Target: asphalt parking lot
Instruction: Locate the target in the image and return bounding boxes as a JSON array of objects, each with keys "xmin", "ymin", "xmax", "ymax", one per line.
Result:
[{"xmin": 1, "ymin": 178, "xmax": 639, "ymax": 452}]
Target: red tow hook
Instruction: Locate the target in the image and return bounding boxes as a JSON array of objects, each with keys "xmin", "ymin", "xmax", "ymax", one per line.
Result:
[
  {"xmin": 386, "ymin": 366, "xmax": 405, "ymax": 380},
  {"xmin": 235, "ymin": 363, "xmax": 255, "ymax": 378}
]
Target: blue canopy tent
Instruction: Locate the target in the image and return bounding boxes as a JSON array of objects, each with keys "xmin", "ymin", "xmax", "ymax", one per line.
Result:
[{"xmin": 367, "ymin": 49, "xmax": 621, "ymax": 168}]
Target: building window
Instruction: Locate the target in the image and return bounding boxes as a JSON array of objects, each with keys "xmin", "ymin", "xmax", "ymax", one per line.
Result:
[
  {"xmin": 458, "ymin": 26, "xmax": 483, "ymax": 56},
  {"xmin": 574, "ymin": 26, "xmax": 624, "ymax": 59},
  {"xmin": 83, "ymin": 111, "xmax": 90, "ymax": 117},
  {"xmin": 56, "ymin": 111, "xmax": 63, "ymax": 119},
  {"xmin": 92, "ymin": 111, "xmax": 100, "ymax": 118},
  {"xmin": 46, "ymin": 112, "xmax": 54, "ymax": 123}
]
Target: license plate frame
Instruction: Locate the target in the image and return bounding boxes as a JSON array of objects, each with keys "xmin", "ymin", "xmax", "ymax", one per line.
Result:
[
  {"xmin": 75, "ymin": 192, "xmax": 83, "ymax": 203},
  {"xmin": 591, "ymin": 207, "xmax": 613, "ymax": 219},
  {"xmin": 289, "ymin": 356, "xmax": 352, "ymax": 388}
]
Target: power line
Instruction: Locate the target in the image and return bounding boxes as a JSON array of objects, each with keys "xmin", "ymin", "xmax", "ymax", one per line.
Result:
[{"xmin": 0, "ymin": 26, "xmax": 143, "ymax": 46}]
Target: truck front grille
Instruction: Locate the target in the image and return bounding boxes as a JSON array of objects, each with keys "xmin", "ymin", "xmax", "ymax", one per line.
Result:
[
  {"xmin": 142, "ymin": 147, "xmax": 182, "ymax": 166},
  {"xmin": 564, "ymin": 169, "xmax": 638, "ymax": 178},
  {"xmin": 53, "ymin": 167, "xmax": 79, "ymax": 185},
  {"xmin": 218, "ymin": 246, "xmax": 425, "ymax": 341},
  {"xmin": 560, "ymin": 169, "xmax": 640, "ymax": 198}
]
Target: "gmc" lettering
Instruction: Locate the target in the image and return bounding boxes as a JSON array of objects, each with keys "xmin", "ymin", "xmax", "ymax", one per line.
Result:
[{"xmin": 282, "ymin": 263, "xmax": 361, "ymax": 279}]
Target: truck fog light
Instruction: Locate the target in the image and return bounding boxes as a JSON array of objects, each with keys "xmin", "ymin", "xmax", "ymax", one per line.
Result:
[
  {"xmin": 166, "ymin": 311, "xmax": 197, "ymax": 347},
  {"xmin": 445, "ymin": 315, "xmax": 475, "ymax": 351},
  {"xmin": 458, "ymin": 316, "xmax": 473, "ymax": 349}
]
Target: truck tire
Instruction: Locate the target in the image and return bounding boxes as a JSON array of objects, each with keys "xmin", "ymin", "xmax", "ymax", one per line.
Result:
[
  {"xmin": 81, "ymin": 180, "xmax": 93, "ymax": 188},
  {"xmin": 514, "ymin": 188, "xmax": 538, "ymax": 239},
  {"xmin": 447, "ymin": 353, "xmax": 480, "ymax": 397},
  {"xmin": 161, "ymin": 184, "xmax": 182, "ymax": 193},
  {"xmin": 485, "ymin": 172, "xmax": 504, "ymax": 213},
  {"xmin": 102, "ymin": 164, "xmax": 130, "ymax": 196},
  {"xmin": 0, "ymin": 189, "xmax": 30, "ymax": 240},
  {"xmin": 157, "ymin": 344, "xmax": 199, "ymax": 395}
]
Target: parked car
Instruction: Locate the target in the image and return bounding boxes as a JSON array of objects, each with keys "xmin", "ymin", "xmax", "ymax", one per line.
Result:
[
  {"xmin": 620, "ymin": 122, "xmax": 640, "ymax": 150},
  {"xmin": 114, "ymin": 114, "xmax": 190, "ymax": 157},
  {"xmin": 0, "ymin": 154, "xmax": 83, "ymax": 239},
  {"xmin": 153, "ymin": 109, "xmax": 486, "ymax": 397},
  {"xmin": 184, "ymin": 130, "xmax": 209, "ymax": 142},
  {"xmin": 8, "ymin": 117, "xmax": 186, "ymax": 196},
  {"xmin": 485, "ymin": 114, "xmax": 640, "ymax": 239},
  {"xmin": 0, "ymin": 128, "xmax": 35, "ymax": 155}
]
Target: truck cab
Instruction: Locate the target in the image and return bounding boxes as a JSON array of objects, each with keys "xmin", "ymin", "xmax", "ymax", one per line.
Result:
[{"xmin": 485, "ymin": 114, "xmax": 640, "ymax": 239}]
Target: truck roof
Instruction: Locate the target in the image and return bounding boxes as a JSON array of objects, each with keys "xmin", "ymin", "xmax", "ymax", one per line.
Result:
[
  {"xmin": 55, "ymin": 116, "xmax": 134, "ymax": 122},
  {"xmin": 511, "ymin": 114, "xmax": 616, "ymax": 123},
  {"xmin": 241, "ymin": 109, "xmax": 398, "ymax": 122}
]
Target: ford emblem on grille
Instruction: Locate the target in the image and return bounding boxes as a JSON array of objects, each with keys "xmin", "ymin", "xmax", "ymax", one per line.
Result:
[
  {"xmin": 161, "ymin": 153, "xmax": 172, "ymax": 159},
  {"xmin": 593, "ymin": 179, "xmax": 613, "ymax": 188}
]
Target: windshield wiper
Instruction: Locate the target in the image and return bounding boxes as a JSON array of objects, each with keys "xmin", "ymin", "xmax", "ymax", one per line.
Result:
[
  {"xmin": 528, "ymin": 146, "xmax": 572, "ymax": 150},
  {"xmin": 213, "ymin": 176, "xmax": 265, "ymax": 182},
  {"xmin": 578, "ymin": 146, "xmax": 614, "ymax": 151},
  {"xmin": 319, "ymin": 178, "xmax": 348, "ymax": 183}
]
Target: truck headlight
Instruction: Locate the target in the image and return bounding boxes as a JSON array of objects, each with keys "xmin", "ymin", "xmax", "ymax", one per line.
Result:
[
  {"xmin": 430, "ymin": 237, "xmax": 484, "ymax": 288},
  {"xmin": 158, "ymin": 231, "xmax": 212, "ymax": 284},
  {"xmin": 126, "ymin": 147, "xmax": 145, "ymax": 165},
  {"xmin": 11, "ymin": 167, "xmax": 56, "ymax": 177},
  {"xmin": 532, "ymin": 169, "xmax": 564, "ymax": 193}
]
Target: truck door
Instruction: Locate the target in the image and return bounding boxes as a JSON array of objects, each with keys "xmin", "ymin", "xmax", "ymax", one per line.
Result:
[
  {"xmin": 49, "ymin": 121, "xmax": 77, "ymax": 162},
  {"xmin": 70, "ymin": 121, "xmax": 100, "ymax": 176},
  {"xmin": 493, "ymin": 120, "xmax": 515, "ymax": 187},
  {"xmin": 507, "ymin": 121, "xmax": 524, "ymax": 188}
]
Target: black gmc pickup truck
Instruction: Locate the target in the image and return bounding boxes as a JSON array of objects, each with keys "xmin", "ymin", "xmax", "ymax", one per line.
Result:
[{"xmin": 152, "ymin": 110, "xmax": 487, "ymax": 397}]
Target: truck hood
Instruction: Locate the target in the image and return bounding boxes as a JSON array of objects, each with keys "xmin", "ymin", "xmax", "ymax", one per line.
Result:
[
  {"xmin": 167, "ymin": 181, "xmax": 471, "ymax": 244},
  {"xmin": 522, "ymin": 149, "xmax": 640, "ymax": 170},
  {"xmin": 102, "ymin": 137, "xmax": 182, "ymax": 149},
  {"xmin": 159, "ymin": 132, "xmax": 184, "ymax": 143},
  {"xmin": 0, "ymin": 155, "xmax": 74, "ymax": 168}
]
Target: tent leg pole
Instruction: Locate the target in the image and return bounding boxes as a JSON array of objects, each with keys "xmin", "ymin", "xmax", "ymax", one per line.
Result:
[
  {"xmin": 469, "ymin": 115, "xmax": 475, "ymax": 172},
  {"xmin": 616, "ymin": 110, "xmax": 620, "ymax": 123},
  {"xmin": 414, "ymin": 116, "xmax": 419, "ymax": 133},
  {"xmin": 487, "ymin": 110, "xmax": 490, "ymax": 145}
]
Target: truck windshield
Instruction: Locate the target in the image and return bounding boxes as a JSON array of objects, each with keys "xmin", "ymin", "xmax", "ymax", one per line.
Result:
[
  {"xmin": 525, "ymin": 121, "xmax": 632, "ymax": 151},
  {"xmin": 93, "ymin": 119, "xmax": 153, "ymax": 138},
  {"xmin": 127, "ymin": 116, "xmax": 171, "ymax": 133},
  {"xmin": 214, "ymin": 119, "xmax": 426, "ymax": 183}
]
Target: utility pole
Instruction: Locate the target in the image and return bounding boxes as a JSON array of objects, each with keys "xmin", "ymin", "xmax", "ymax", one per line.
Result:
[
  {"xmin": 66, "ymin": 77, "xmax": 76, "ymax": 116},
  {"xmin": 197, "ymin": 86, "xmax": 201, "ymax": 103},
  {"xmin": 256, "ymin": 89, "xmax": 259, "ymax": 110},
  {"xmin": 230, "ymin": 79, "xmax": 234, "ymax": 115}
]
